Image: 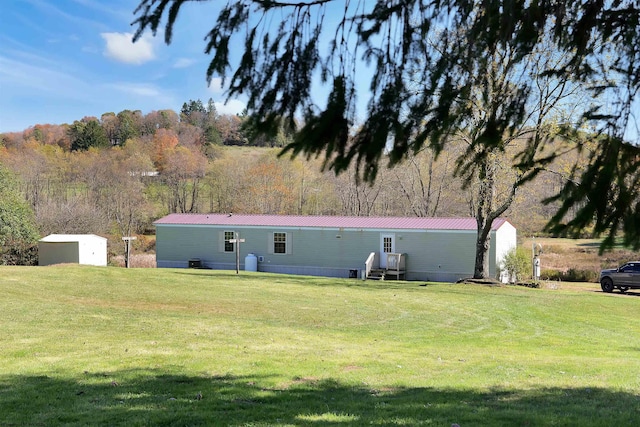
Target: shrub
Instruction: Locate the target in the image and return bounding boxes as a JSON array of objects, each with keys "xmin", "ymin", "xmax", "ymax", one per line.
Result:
[
  {"xmin": 540, "ymin": 268, "xmax": 598, "ymax": 282},
  {"xmin": 540, "ymin": 269, "xmax": 562, "ymax": 281},
  {"xmin": 110, "ymin": 253, "xmax": 156, "ymax": 268},
  {"xmin": 500, "ymin": 247, "xmax": 532, "ymax": 282},
  {"xmin": 563, "ymin": 268, "xmax": 599, "ymax": 283},
  {"xmin": 1, "ymin": 242, "xmax": 38, "ymax": 266}
]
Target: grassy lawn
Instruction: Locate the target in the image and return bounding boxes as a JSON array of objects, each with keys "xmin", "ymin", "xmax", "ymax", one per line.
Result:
[{"xmin": 1, "ymin": 266, "xmax": 639, "ymax": 426}]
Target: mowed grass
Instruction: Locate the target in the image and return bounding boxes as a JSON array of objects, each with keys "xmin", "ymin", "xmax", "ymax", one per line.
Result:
[{"xmin": 1, "ymin": 266, "xmax": 639, "ymax": 426}]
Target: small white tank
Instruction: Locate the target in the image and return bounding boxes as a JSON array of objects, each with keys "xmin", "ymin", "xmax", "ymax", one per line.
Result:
[{"xmin": 244, "ymin": 253, "xmax": 258, "ymax": 272}]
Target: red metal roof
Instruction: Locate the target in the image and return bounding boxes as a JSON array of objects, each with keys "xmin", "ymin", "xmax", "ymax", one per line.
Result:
[{"xmin": 154, "ymin": 214, "xmax": 510, "ymax": 231}]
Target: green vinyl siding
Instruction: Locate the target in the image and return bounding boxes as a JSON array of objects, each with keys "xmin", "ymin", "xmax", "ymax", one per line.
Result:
[
  {"xmin": 156, "ymin": 223, "xmax": 502, "ymax": 280},
  {"xmin": 281, "ymin": 228, "xmax": 377, "ymax": 268},
  {"xmin": 156, "ymin": 225, "xmax": 378, "ymax": 269},
  {"xmin": 259, "ymin": 228, "xmax": 376, "ymax": 268},
  {"xmin": 392, "ymin": 229, "xmax": 498, "ymax": 279},
  {"xmin": 395, "ymin": 230, "xmax": 475, "ymax": 277},
  {"xmin": 156, "ymin": 225, "xmax": 218, "ymax": 263}
]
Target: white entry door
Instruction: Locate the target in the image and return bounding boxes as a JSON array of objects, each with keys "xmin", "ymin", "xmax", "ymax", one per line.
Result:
[{"xmin": 380, "ymin": 233, "xmax": 395, "ymax": 268}]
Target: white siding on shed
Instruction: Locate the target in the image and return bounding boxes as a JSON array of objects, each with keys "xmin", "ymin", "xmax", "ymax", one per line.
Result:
[
  {"xmin": 38, "ymin": 234, "xmax": 107, "ymax": 266},
  {"xmin": 494, "ymin": 222, "xmax": 517, "ymax": 282}
]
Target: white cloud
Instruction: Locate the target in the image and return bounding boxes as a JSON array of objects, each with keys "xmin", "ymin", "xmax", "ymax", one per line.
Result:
[
  {"xmin": 207, "ymin": 77, "xmax": 227, "ymax": 95},
  {"xmin": 215, "ymin": 99, "xmax": 246, "ymax": 116},
  {"xmin": 173, "ymin": 57, "xmax": 196, "ymax": 69},
  {"xmin": 101, "ymin": 32, "xmax": 155, "ymax": 65},
  {"xmin": 111, "ymin": 82, "xmax": 161, "ymax": 97},
  {"xmin": 106, "ymin": 82, "xmax": 176, "ymax": 110}
]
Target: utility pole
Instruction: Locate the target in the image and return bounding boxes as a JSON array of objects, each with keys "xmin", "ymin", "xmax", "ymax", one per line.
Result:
[
  {"xmin": 532, "ymin": 237, "xmax": 542, "ymax": 281},
  {"xmin": 122, "ymin": 236, "xmax": 137, "ymax": 268},
  {"xmin": 228, "ymin": 232, "xmax": 245, "ymax": 274}
]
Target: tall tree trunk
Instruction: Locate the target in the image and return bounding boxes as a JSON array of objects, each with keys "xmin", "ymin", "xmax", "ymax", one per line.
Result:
[
  {"xmin": 474, "ymin": 217, "xmax": 493, "ymax": 279},
  {"xmin": 471, "ymin": 151, "xmax": 519, "ymax": 279}
]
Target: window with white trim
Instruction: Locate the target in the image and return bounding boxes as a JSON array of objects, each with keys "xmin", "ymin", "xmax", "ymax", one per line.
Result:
[
  {"xmin": 273, "ymin": 232, "xmax": 287, "ymax": 254},
  {"xmin": 224, "ymin": 231, "xmax": 235, "ymax": 252}
]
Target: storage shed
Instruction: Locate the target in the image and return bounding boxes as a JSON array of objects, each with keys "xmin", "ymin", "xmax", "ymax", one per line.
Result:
[
  {"xmin": 154, "ymin": 214, "xmax": 516, "ymax": 282},
  {"xmin": 38, "ymin": 234, "xmax": 107, "ymax": 266}
]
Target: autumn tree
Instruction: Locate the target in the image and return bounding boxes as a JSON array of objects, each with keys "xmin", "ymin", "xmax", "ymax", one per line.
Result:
[
  {"xmin": 176, "ymin": 123, "xmax": 205, "ymax": 148},
  {"xmin": 295, "ymin": 157, "xmax": 335, "ymax": 215},
  {"xmin": 152, "ymin": 128, "xmax": 180, "ymax": 171},
  {"xmin": 162, "ymin": 146, "xmax": 208, "ymax": 213},
  {"xmin": 36, "ymin": 198, "xmax": 110, "ymax": 236},
  {"xmin": 116, "ymin": 109, "xmax": 143, "ymax": 143},
  {"xmin": 0, "ymin": 142, "xmax": 87, "ymax": 234},
  {"xmin": 1, "ymin": 142, "xmax": 51, "ymax": 211},
  {"xmin": 106, "ymin": 148, "xmax": 154, "ymax": 238},
  {"xmin": 204, "ymin": 156, "xmax": 246, "ymax": 213},
  {"xmin": 0, "ymin": 132, "xmax": 24, "ymax": 150},
  {"xmin": 240, "ymin": 151, "xmax": 300, "ymax": 214},
  {"xmin": 73, "ymin": 148, "xmax": 152, "ymax": 236},
  {"xmin": 24, "ymin": 124, "xmax": 69, "ymax": 149},
  {"xmin": 216, "ymin": 114, "xmax": 245, "ymax": 146},
  {"xmin": 242, "ymin": 114, "xmax": 295, "ymax": 147},
  {"xmin": 181, "ymin": 98, "xmax": 221, "ymax": 146},
  {"xmin": 158, "ymin": 109, "xmax": 181, "ymax": 130},
  {"xmin": 32, "ymin": 142, "xmax": 153, "ymax": 237},
  {"xmin": 101, "ymin": 113, "xmax": 119, "ymax": 145},
  {"xmin": 180, "ymin": 99, "xmax": 207, "ymax": 126},
  {"xmin": 142, "ymin": 109, "xmax": 180, "ymax": 135}
]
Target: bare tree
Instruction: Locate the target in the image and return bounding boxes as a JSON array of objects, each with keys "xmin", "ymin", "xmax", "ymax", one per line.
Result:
[
  {"xmin": 162, "ymin": 146, "xmax": 208, "ymax": 213},
  {"xmin": 331, "ymin": 168, "xmax": 384, "ymax": 217},
  {"xmin": 453, "ymin": 35, "xmax": 586, "ymax": 278}
]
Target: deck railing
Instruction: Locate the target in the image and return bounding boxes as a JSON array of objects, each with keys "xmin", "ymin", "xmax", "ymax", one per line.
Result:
[
  {"xmin": 385, "ymin": 253, "xmax": 406, "ymax": 279},
  {"xmin": 364, "ymin": 252, "xmax": 378, "ymax": 279}
]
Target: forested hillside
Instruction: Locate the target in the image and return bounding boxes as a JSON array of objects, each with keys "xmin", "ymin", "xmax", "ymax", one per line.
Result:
[{"xmin": 0, "ymin": 99, "xmax": 591, "ymax": 264}]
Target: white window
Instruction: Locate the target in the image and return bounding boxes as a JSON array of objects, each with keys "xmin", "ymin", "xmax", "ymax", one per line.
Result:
[
  {"xmin": 267, "ymin": 232, "xmax": 291, "ymax": 255},
  {"xmin": 383, "ymin": 236, "xmax": 393, "ymax": 253},
  {"xmin": 219, "ymin": 231, "xmax": 236, "ymax": 253},
  {"xmin": 273, "ymin": 232, "xmax": 286, "ymax": 254},
  {"xmin": 224, "ymin": 231, "xmax": 235, "ymax": 252}
]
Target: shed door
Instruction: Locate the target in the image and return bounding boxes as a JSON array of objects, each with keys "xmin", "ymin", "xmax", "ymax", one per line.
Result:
[{"xmin": 380, "ymin": 233, "xmax": 395, "ymax": 268}]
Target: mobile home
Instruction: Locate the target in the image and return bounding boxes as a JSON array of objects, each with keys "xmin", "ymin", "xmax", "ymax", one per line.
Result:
[{"xmin": 154, "ymin": 214, "xmax": 516, "ymax": 282}]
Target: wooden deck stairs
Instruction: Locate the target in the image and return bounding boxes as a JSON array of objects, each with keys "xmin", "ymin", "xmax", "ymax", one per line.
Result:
[
  {"xmin": 364, "ymin": 252, "xmax": 406, "ymax": 281},
  {"xmin": 367, "ymin": 268, "xmax": 386, "ymax": 280}
]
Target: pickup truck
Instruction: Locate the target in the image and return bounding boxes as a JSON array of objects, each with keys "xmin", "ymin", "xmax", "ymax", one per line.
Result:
[{"xmin": 600, "ymin": 261, "xmax": 640, "ymax": 293}]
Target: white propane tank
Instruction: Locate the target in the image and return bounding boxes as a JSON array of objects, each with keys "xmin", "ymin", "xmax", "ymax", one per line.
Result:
[{"xmin": 245, "ymin": 253, "xmax": 258, "ymax": 272}]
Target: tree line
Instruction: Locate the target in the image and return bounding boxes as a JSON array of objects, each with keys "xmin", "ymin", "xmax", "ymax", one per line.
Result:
[
  {"xmin": 1, "ymin": 99, "xmax": 293, "ymax": 154},
  {"xmin": 0, "ymin": 99, "xmax": 588, "ymax": 267}
]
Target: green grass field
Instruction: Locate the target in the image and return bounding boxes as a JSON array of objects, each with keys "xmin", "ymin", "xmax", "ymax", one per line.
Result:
[{"xmin": 1, "ymin": 266, "xmax": 639, "ymax": 426}]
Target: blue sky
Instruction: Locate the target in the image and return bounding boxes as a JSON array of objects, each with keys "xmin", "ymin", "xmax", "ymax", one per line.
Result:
[
  {"xmin": 0, "ymin": 0, "xmax": 247, "ymax": 133},
  {"xmin": 2, "ymin": 1, "xmax": 637, "ymax": 143}
]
